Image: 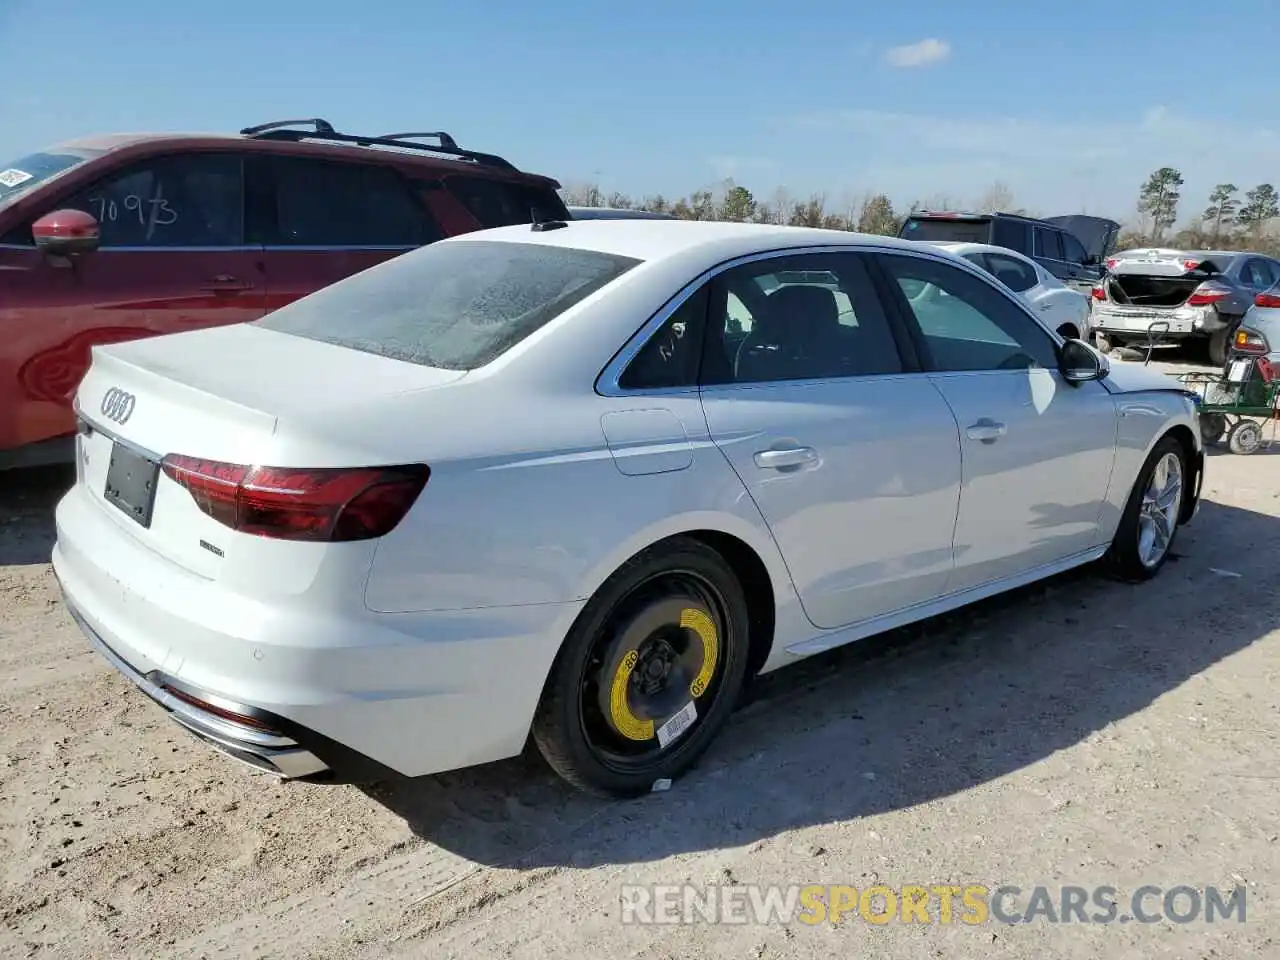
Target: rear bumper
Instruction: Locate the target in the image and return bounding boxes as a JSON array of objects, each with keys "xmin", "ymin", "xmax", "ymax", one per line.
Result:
[
  {"xmin": 51, "ymin": 482, "xmax": 584, "ymax": 781},
  {"xmin": 1092, "ymin": 305, "xmax": 1220, "ymax": 338}
]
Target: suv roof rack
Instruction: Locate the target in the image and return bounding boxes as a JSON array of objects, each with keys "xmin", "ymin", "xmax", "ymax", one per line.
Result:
[{"xmin": 238, "ymin": 119, "xmax": 517, "ymax": 172}]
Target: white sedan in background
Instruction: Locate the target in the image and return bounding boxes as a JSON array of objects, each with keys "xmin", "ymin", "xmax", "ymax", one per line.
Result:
[
  {"xmin": 927, "ymin": 241, "xmax": 1093, "ymax": 341},
  {"xmin": 54, "ymin": 221, "xmax": 1203, "ymax": 798}
]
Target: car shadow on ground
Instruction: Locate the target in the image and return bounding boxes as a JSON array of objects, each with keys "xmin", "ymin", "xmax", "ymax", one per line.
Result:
[
  {"xmin": 0, "ymin": 465, "xmax": 73, "ymax": 565},
  {"xmin": 364, "ymin": 497, "xmax": 1276, "ymax": 869}
]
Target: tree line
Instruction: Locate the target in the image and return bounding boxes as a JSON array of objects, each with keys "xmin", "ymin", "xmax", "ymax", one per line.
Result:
[{"xmin": 561, "ymin": 172, "xmax": 1280, "ymax": 256}]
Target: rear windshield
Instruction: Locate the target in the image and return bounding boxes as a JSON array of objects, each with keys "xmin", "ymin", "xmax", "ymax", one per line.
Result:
[
  {"xmin": 254, "ymin": 239, "xmax": 642, "ymax": 370},
  {"xmin": 901, "ymin": 217, "xmax": 993, "ymax": 244},
  {"xmin": 0, "ymin": 149, "xmax": 103, "ymax": 207}
]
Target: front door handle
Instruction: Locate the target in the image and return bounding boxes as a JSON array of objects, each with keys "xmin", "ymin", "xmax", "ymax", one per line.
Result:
[
  {"xmin": 754, "ymin": 446, "xmax": 818, "ymax": 469},
  {"xmin": 201, "ymin": 275, "xmax": 253, "ymax": 293},
  {"xmin": 966, "ymin": 419, "xmax": 1007, "ymax": 443}
]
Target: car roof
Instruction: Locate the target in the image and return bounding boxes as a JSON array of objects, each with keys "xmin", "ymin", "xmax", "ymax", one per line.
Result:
[
  {"xmin": 925, "ymin": 241, "xmax": 1033, "ymax": 260},
  {"xmin": 46, "ymin": 130, "xmax": 559, "ymax": 187},
  {"xmin": 445, "ymin": 219, "xmax": 938, "ymax": 265}
]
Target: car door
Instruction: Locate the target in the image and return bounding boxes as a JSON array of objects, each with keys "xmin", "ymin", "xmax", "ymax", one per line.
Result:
[
  {"xmin": 0, "ymin": 152, "xmax": 264, "ymax": 451},
  {"xmin": 696, "ymin": 251, "xmax": 963, "ymax": 631},
  {"xmin": 256, "ymin": 155, "xmax": 442, "ymax": 312},
  {"xmin": 1058, "ymin": 231, "xmax": 1097, "ymax": 291},
  {"xmin": 874, "ymin": 251, "xmax": 1117, "ymax": 592}
]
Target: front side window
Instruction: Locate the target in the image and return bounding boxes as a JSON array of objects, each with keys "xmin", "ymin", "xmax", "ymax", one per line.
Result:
[
  {"xmin": 702, "ymin": 253, "xmax": 904, "ymax": 385},
  {"xmin": 270, "ymin": 157, "xmax": 437, "ymax": 247},
  {"xmin": 256, "ymin": 239, "xmax": 640, "ymax": 370},
  {"xmin": 878, "ymin": 253, "xmax": 1058, "ymax": 373},
  {"xmin": 58, "ymin": 153, "xmax": 244, "ymax": 248}
]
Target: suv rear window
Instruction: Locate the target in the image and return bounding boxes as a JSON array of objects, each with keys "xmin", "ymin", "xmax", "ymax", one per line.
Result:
[
  {"xmin": 901, "ymin": 217, "xmax": 993, "ymax": 243},
  {"xmin": 254, "ymin": 239, "xmax": 640, "ymax": 369}
]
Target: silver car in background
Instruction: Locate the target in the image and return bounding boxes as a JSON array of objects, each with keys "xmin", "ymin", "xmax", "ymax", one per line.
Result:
[{"xmin": 1090, "ymin": 248, "xmax": 1280, "ymax": 364}]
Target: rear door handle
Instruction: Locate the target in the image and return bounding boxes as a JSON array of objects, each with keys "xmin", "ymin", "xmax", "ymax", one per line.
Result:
[
  {"xmin": 754, "ymin": 447, "xmax": 818, "ymax": 469},
  {"xmin": 966, "ymin": 419, "xmax": 1007, "ymax": 443}
]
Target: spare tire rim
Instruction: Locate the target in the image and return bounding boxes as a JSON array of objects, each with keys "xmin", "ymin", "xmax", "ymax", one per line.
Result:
[{"xmin": 579, "ymin": 570, "xmax": 728, "ymax": 771}]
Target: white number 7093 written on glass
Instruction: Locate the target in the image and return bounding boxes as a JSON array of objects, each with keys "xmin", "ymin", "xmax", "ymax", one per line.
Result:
[{"xmin": 87, "ymin": 194, "xmax": 178, "ymax": 227}]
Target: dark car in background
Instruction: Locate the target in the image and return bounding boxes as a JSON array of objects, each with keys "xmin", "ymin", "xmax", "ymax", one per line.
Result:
[
  {"xmin": 0, "ymin": 118, "xmax": 567, "ymax": 469},
  {"xmin": 899, "ymin": 211, "xmax": 1120, "ymax": 294}
]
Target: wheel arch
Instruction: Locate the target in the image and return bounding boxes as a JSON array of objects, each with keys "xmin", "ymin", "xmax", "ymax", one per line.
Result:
[{"xmin": 1160, "ymin": 422, "xmax": 1201, "ymax": 524}]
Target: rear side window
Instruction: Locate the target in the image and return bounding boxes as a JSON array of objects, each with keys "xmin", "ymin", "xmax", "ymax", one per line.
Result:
[
  {"xmin": 446, "ymin": 175, "xmax": 570, "ymax": 228},
  {"xmin": 976, "ymin": 252, "xmax": 1039, "ymax": 293},
  {"xmin": 1034, "ymin": 228, "xmax": 1064, "ymax": 260},
  {"xmin": 255, "ymin": 240, "xmax": 640, "ymax": 369},
  {"xmin": 269, "ymin": 157, "xmax": 439, "ymax": 247},
  {"xmin": 1061, "ymin": 231, "xmax": 1088, "ymax": 265}
]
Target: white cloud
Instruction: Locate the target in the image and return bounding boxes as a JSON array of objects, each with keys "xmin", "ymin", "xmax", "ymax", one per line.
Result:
[
  {"xmin": 884, "ymin": 38, "xmax": 951, "ymax": 68},
  {"xmin": 789, "ymin": 106, "xmax": 1280, "ymax": 219}
]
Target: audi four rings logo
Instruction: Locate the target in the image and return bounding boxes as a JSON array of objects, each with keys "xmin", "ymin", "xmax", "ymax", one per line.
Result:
[{"xmin": 100, "ymin": 387, "xmax": 136, "ymax": 424}]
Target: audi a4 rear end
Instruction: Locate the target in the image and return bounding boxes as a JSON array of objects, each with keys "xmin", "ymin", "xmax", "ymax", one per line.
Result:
[{"xmin": 55, "ymin": 219, "xmax": 1200, "ymax": 797}]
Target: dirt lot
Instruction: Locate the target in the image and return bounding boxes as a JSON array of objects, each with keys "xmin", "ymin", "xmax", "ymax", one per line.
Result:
[{"xmin": 3, "ymin": 357, "xmax": 1279, "ymax": 959}]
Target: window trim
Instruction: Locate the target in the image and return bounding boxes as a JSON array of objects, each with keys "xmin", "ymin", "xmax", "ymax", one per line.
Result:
[
  {"xmin": 44, "ymin": 151, "xmax": 249, "ymax": 251},
  {"xmin": 1034, "ymin": 227, "xmax": 1065, "ymax": 262},
  {"xmin": 597, "ymin": 244, "xmax": 950, "ymax": 397},
  {"xmin": 866, "ymin": 251, "xmax": 1065, "ymax": 376}
]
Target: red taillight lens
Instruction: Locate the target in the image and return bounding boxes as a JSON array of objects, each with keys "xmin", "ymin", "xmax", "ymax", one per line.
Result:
[
  {"xmin": 160, "ymin": 456, "xmax": 429, "ymax": 542},
  {"xmin": 1256, "ymin": 292, "xmax": 1280, "ymax": 308},
  {"xmin": 1182, "ymin": 259, "xmax": 1200, "ymax": 271},
  {"xmin": 1105, "ymin": 258, "xmax": 1118, "ymax": 270},
  {"xmin": 1091, "ymin": 286, "xmax": 1105, "ymax": 301},
  {"xmin": 1186, "ymin": 286, "xmax": 1230, "ymax": 306}
]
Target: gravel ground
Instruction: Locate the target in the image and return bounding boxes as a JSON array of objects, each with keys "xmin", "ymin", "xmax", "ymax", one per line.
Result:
[{"xmin": 2, "ymin": 350, "xmax": 1279, "ymax": 959}]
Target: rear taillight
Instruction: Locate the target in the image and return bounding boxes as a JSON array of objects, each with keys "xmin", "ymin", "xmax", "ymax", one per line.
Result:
[
  {"xmin": 1187, "ymin": 284, "xmax": 1231, "ymax": 307},
  {"xmin": 160, "ymin": 456, "xmax": 429, "ymax": 542},
  {"xmin": 1105, "ymin": 258, "xmax": 1118, "ymax": 270},
  {"xmin": 1234, "ymin": 328, "xmax": 1270, "ymax": 355},
  {"xmin": 1182, "ymin": 259, "xmax": 1200, "ymax": 271},
  {"xmin": 1091, "ymin": 285, "xmax": 1106, "ymax": 301},
  {"xmin": 1256, "ymin": 292, "xmax": 1280, "ymax": 308}
]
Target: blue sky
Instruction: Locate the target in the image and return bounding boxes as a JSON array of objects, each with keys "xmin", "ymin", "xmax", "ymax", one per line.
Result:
[{"xmin": 3, "ymin": 0, "xmax": 1279, "ymax": 222}]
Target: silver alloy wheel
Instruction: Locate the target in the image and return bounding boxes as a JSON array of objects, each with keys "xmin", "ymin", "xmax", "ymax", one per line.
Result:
[{"xmin": 1138, "ymin": 452, "xmax": 1183, "ymax": 568}]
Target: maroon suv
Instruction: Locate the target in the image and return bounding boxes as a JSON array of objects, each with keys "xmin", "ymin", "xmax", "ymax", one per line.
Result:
[{"xmin": 0, "ymin": 118, "xmax": 567, "ymax": 468}]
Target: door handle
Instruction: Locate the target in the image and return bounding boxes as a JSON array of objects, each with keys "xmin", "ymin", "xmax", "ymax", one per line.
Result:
[
  {"xmin": 966, "ymin": 419, "xmax": 1007, "ymax": 443},
  {"xmin": 201, "ymin": 275, "xmax": 253, "ymax": 293},
  {"xmin": 754, "ymin": 446, "xmax": 818, "ymax": 469}
]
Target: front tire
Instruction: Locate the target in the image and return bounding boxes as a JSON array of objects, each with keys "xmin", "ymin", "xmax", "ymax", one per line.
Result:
[
  {"xmin": 531, "ymin": 536, "xmax": 751, "ymax": 797},
  {"xmin": 1104, "ymin": 435, "xmax": 1187, "ymax": 582}
]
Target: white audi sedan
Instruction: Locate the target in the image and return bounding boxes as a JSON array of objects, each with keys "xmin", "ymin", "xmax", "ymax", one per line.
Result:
[
  {"xmin": 924, "ymin": 241, "xmax": 1093, "ymax": 341},
  {"xmin": 53, "ymin": 220, "xmax": 1204, "ymax": 797}
]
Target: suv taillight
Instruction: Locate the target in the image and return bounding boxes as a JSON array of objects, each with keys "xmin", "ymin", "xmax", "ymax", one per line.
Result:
[
  {"xmin": 1234, "ymin": 328, "xmax": 1270, "ymax": 356},
  {"xmin": 1256, "ymin": 292, "xmax": 1280, "ymax": 308},
  {"xmin": 1187, "ymin": 283, "xmax": 1231, "ymax": 307},
  {"xmin": 160, "ymin": 456, "xmax": 429, "ymax": 542}
]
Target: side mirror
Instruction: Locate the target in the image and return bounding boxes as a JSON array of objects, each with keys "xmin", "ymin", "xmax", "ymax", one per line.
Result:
[
  {"xmin": 1059, "ymin": 338, "xmax": 1108, "ymax": 384},
  {"xmin": 32, "ymin": 209, "xmax": 100, "ymax": 259}
]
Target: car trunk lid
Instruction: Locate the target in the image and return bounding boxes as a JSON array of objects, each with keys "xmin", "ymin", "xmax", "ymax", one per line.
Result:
[
  {"xmin": 1043, "ymin": 215, "xmax": 1121, "ymax": 261},
  {"xmin": 74, "ymin": 324, "xmax": 464, "ymax": 578}
]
